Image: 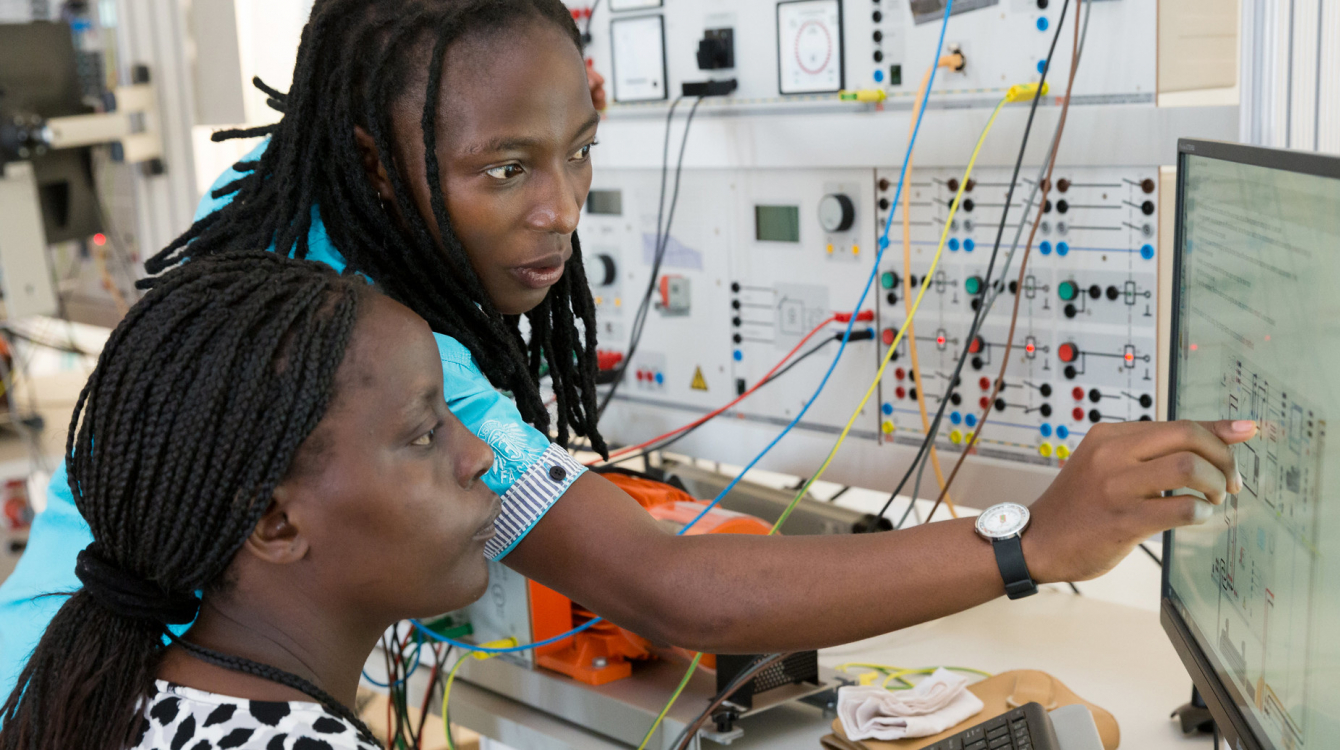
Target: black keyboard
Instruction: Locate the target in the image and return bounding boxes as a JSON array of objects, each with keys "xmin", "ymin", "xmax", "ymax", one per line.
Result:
[{"xmin": 918, "ymin": 702, "xmax": 1060, "ymax": 750}]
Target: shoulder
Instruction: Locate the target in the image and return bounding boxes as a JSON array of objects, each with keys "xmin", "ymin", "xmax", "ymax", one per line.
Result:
[{"xmin": 129, "ymin": 682, "xmax": 378, "ymax": 750}]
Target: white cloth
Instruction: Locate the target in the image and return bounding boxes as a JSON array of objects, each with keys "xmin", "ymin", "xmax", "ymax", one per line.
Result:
[{"xmin": 837, "ymin": 668, "xmax": 986, "ymax": 741}]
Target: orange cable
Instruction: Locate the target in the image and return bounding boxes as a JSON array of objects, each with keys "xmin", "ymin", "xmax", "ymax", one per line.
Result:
[
  {"xmin": 900, "ymin": 54, "xmax": 964, "ymax": 518},
  {"xmin": 927, "ymin": 0, "xmax": 1084, "ymax": 522}
]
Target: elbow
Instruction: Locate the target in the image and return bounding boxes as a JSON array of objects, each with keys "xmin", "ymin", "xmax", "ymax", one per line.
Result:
[{"xmin": 626, "ymin": 593, "xmax": 758, "ymax": 654}]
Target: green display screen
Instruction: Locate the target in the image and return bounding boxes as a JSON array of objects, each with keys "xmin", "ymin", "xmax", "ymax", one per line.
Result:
[
  {"xmin": 755, "ymin": 205, "xmax": 800, "ymax": 243},
  {"xmin": 1170, "ymin": 151, "xmax": 1340, "ymax": 749}
]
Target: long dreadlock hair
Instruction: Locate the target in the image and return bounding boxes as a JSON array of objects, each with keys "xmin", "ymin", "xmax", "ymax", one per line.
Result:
[
  {"xmin": 0, "ymin": 254, "xmax": 376, "ymax": 750},
  {"xmin": 146, "ymin": 0, "xmax": 607, "ymax": 456}
]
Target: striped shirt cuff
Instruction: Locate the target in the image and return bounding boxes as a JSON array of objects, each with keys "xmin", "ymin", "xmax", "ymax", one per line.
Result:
[{"xmin": 484, "ymin": 444, "xmax": 585, "ymax": 561}]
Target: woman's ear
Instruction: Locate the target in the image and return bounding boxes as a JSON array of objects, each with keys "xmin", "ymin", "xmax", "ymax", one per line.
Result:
[
  {"xmin": 244, "ymin": 487, "xmax": 310, "ymax": 565},
  {"xmin": 354, "ymin": 125, "xmax": 395, "ymax": 202}
]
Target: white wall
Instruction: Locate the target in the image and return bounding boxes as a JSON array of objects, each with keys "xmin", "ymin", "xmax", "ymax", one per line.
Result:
[
  {"xmin": 190, "ymin": 0, "xmax": 312, "ymax": 195},
  {"xmin": 1240, "ymin": 0, "xmax": 1340, "ymax": 154}
]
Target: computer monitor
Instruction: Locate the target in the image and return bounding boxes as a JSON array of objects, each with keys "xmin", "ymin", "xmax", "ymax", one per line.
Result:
[
  {"xmin": 0, "ymin": 21, "xmax": 102, "ymax": 243},
  {"xmin": 1164, "ymin": 139, "xmax": 1340, "ymax": 750}
]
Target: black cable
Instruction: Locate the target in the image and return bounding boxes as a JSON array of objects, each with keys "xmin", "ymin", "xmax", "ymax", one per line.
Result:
[
  {"xmin": 597, "ymin": 97, "xmax": 705, "ymax": 419},
  {"xmin": 581, "ymin": 0, "xmax": 601, "ymax": 45},
  {"xmin": 879, "ymin": 0, "xmax": 1073, "ymax": 528},
  {"xmin": 599, "ymin": 332, "xmax": 845, "ymax": 467},
  {"xmin": 1067, "ymin": 582, "xmax": 1082, "ymax": 595},
  {"xmin": 1139, "ymin": 542, "xmax": 1163, "ymax": 566},
  {"xmin": 670, "ymin": 654, "xmax": 790, "ymax": 750},
  {"xmin": 0, "ymin": 325, "xmax": 93, "ymax": 357}
]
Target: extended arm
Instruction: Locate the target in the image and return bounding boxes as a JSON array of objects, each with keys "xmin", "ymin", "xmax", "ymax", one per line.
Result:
[{"xmin": 505, "ymin": 419, "xmax": 1254, "ymax": 654}]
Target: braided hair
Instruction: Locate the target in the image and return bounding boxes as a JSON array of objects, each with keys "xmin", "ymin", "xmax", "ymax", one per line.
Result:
[
  {"xmin": 146, "ymin": 0, "xmax": 608, "ymax": 456},
  {"xmin": 0, "ymin": 254, "xmax": 375, "ymax": 750}
]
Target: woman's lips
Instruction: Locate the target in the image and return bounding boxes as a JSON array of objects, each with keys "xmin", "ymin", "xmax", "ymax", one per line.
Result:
[
  {"xmin": 509, "ymin": 254, "xmax": 567, "ymax": 289},
  {"xmin": 473, "ymin": 497, "xmax": 502, "ymax": 542}
]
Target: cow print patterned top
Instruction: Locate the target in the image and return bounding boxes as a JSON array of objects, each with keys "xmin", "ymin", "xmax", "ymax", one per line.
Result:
[{"xmin": 128, "ymin": 681, "xmax": 379, "ymax": 750}]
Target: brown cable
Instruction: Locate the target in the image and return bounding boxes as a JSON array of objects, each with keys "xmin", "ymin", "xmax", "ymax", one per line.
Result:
[{"xmin": 925, "ymin": 0, "xmax": 1084, "ymax": 524}]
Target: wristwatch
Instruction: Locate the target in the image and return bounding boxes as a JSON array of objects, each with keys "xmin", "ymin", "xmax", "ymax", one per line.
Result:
[{"xmin": 975, "ymin": 502, "xmax": 1038, "ymax": 600}]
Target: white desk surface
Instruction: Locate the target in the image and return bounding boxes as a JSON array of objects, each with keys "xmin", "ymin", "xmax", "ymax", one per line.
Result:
[
  {"xmin": 722, "ymin": 590, "xmax": 1213, "ymax": 749},
  {"xmin": 443, "ymin": 589, "xmax": 1215, "ymax": 749}
]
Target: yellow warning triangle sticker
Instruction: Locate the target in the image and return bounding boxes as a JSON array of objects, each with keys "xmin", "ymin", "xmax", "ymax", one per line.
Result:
[{"xmin": 690, "ymin": 366, "xmax": 709, "ymax": 391}]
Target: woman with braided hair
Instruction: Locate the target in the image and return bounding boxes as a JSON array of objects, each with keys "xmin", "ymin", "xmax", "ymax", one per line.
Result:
[
  {"xmin": 1, "ymin": 0, "xmax": 1258, "ymax": 705},
  {"xmin": 0, "ymin": 253, "xmax": 500, "ymax": 749}
]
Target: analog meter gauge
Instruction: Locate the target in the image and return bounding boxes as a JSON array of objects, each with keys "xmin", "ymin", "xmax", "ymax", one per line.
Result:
[
  {"xmin": 818, "ymin": 193, "xmax": 855, "ymax": 233},
  {"xmin": 777, "ymin": 0, "xmax": 843, "ymax": 94}
]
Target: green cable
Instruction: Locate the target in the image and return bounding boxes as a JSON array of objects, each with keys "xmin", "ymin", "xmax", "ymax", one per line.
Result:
[{"xmin": 636, "ymin": 652, "xmax": 705, "ymax": 750}]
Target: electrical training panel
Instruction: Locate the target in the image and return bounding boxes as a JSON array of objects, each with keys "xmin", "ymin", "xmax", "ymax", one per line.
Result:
[{"xmin": 574, "ymin": 0, "xmax": 1236, "ymax": 505}]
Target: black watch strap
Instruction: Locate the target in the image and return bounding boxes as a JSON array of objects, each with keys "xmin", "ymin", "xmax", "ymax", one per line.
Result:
[{"xmin": 992, "ymin": 536, "xmax": 1038, "ymax": 600}]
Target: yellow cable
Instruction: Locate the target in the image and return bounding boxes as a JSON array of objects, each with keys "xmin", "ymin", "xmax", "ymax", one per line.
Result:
[
  {"xmin": 637, "ymin": 81, "xmax": 1038, "ymax": 749},
  {"xmin": 441, "ymin": 638, "xmax": 516, "ymax": 750},
  {"xmin": 773, "ymin": 92, "xmax": 1012, "ymax": 533},
  {"xmin": 902, "ymin": 55, "xmax": 963, "ymax": 519},
  {"xmin": 636, "ymin": 652, "xmax": 705, "ymax": 749}
]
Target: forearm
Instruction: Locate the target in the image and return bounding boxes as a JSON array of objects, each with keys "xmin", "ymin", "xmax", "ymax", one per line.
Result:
[
  {"xmin": 505, "ymin": 473, "xmax": 1009, "ymax": 654},
  {"xmin": 639, "ymin": 517, "xmax": 1006, "ymax": 653}
]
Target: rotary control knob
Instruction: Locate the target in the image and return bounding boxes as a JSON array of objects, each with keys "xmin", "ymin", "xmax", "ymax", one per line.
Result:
[
  {"xmin": 1058, "ymin": 342, "xmax": 1079, "ymax": 363},
  {"xmin": 818, "ymin": 193, "xmax": 856, "ymax": 233},
  {"xmin": 590, "ymin": 253, "xmax": 617, "ymax": 286}
]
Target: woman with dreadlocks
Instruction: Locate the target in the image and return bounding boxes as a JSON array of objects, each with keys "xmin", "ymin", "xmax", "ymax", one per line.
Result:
[
  {"xmin": 2, "ymin": 0, "xmax": 1255, "ymax": 700},
  {"xmin": 0, "ymin": 254, "xmax": 500, "ymax": 749}
]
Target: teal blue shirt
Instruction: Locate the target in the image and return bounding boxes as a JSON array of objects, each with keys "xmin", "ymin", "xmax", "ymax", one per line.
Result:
[{"xmin": 0, "ymin": 140, "xmax": 583, "ymax": 698}]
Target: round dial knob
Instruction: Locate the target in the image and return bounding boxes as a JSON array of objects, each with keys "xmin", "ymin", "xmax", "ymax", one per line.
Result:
[
  {"xmin": 589, "ymin": 253, "xmax": 617, "ymax": 286},
  {"xmin": 818, "ymin": 193, "xmax": 856, "ymax": 233}
]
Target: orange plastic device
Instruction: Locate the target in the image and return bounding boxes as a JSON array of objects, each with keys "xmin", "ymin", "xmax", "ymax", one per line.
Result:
[{"xmin": 528, "ymin": 472, "xmax": 771, "ymax": 685}]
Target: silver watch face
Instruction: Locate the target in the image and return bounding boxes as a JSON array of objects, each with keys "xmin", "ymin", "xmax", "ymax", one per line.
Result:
[{"xmin": 976, "ymin": 503, "xmax": 1031, "ymax": 539}]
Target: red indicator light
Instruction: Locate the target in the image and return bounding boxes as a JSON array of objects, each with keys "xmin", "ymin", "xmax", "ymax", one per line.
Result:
[
  {"xmin": 1189, "ymin": 343, "xmax": 1199, "ymax": 351},
  {"xmin": 1072, "ymin": 407, "xmax": 1085, "ymax": 421},
  {"xmin": 1025, "ymin": 342, "xmax": 1035, "ymax": 354},
  {"xmin": 936, "ymin": 335, "xmax": 946, "ymax": 346},
  {"xmin": 1124, "ymin": 351, "xmax": 1135, "ymax": 363},
  {"xmin": 92, "ymin": 233, "xmax": 107, "ymax": 246}
]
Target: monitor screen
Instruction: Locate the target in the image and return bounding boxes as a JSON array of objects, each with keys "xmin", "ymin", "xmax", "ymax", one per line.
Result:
[{"xmin": 1167, "ymin": 140, "xmax": 1340, "ymax": 750}]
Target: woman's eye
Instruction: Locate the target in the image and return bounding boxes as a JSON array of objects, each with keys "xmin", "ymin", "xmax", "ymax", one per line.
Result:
[
  {"xmin": 485, "ymin": 164, "xmax": 525, "ymax": 180},
  {"xmin": 411, "ymin": 429, "xmax": 435, "ymax": 447},
  {"xmin": 573, "ymin": 142, "xmax": 597, "ymax": 160}
]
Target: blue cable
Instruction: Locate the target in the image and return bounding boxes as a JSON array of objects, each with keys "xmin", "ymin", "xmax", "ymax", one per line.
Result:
[
  {"xmin": 676, "ymin": 0, "xmax": 954, "ymax": 534},
  {"xmin": 409, "ymin": 0, "xmax": 955, "ymax": 657},
  {"xmin": 412, "ymin": 614, "xmax": 601, "ymax": 654},
  {"xmin": 362, "ymin": 631, "xmax": 424, "ymax": 688}
]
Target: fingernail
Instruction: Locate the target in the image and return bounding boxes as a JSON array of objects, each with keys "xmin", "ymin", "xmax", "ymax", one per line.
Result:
[
  {"xmin": 1233, "ymin": 420, "xmax": 1255, "ymax": 433},
  {"xmin": 1233, "ymin": 469, "xmax": 1244, "ymax": 494},
  {"xmin": 1193, "ymin": 501, "xmax": 1215, "ymax": 524}
]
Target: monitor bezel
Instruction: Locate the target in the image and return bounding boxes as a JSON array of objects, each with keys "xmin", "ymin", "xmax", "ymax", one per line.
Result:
[{"xmin": 1164, "ymin": 138, "xmax": 1340, "ymax": 750}]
